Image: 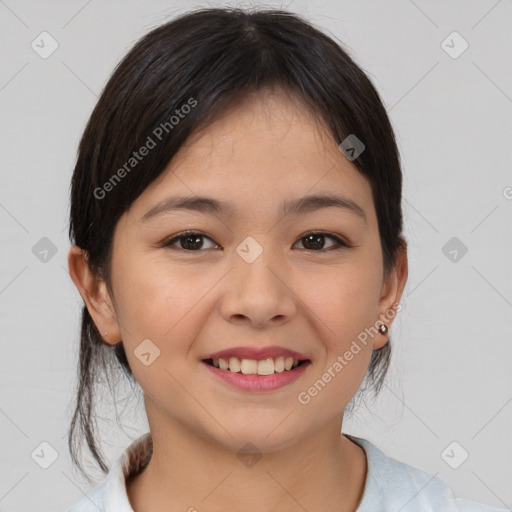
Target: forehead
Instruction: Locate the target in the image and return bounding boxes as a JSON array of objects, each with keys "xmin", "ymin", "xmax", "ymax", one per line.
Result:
[
  {"xmin": 173, "ymin": 89, "xmax": 343, "ymax": 173},
  {"xmin": 126, "ymin": 89, "xmax": 375, "ymax": 225}
]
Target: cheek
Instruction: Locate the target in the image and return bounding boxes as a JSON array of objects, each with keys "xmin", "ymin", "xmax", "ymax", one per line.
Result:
[
  {"xmin": 293, "ymin": 257, "xmax": 382, "ymax": 406},
  {"xmin": 111, "ymin": 257, "xmax": 235, "ymax": 382},
  {"xmin": 112, "ymin": 246, "xmax": 208, "ymax": 335},
  {"xmin": 112, "ymin": 267, "xmax": 209, "ymax": 397},
  {"xmin": 298, "ymin": 258, "xmax": 382, "ymax": 345}
]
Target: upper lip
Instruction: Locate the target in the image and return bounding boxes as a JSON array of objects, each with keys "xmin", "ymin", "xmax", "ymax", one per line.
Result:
[{"xmin": 204, "ymin": 345, "xmax": 309, "ymax": 361}]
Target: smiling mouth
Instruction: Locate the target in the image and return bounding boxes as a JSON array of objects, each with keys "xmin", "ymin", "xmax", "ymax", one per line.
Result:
[{"xmin": 203, "ymin": 357, "xmax": 310, "ymax": 376}]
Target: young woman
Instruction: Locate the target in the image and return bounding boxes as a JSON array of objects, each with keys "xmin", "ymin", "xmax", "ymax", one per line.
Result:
[{"xmin": 65, "ymin": 7, "xmax": 506, "ymax": 512}]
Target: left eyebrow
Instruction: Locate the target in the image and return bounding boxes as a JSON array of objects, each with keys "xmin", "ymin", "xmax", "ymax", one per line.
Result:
[
  {"xmin": 140, "ymin": 194, "xmax": 367, "ymax": 224},
  {"xmin": 281, "ymin": 194, "xmax": 367, "ymax": 224}
]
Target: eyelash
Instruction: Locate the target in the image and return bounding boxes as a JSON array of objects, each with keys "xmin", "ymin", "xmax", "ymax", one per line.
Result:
[{"xmin": 161, "ymin": 230, "xmax": 351, "ymax": 252}]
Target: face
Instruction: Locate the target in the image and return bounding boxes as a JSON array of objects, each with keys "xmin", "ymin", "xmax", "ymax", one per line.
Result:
[{"xmin": 72, "ymin": 89, "xmax": 406, "ymax": 453}]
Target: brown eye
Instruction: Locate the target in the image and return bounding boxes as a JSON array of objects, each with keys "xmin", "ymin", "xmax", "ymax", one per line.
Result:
[
  {"xmin": 294, "ymin": 232, "xmax": 349, "ymax": 251},
  {"xmin": 163, "ymin": 231, "xmax": 219, "ymax": 251}
]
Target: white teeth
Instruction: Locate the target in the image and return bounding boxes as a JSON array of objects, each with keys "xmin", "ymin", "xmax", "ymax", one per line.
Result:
[
  {"xmin": 257, "ymin": 358, "xmax": 275, "ymax": 376},
  {"xmin": 229, "ymin": 357, "xmax": 241, "ymax": 373},
  {"xmin": 240, "ymin": 358, "xmax": 258, "ymax": 374},
  {"xmin": 210, "ymin": 356, "xmax": 303, "ymax": 375},
  {"xmin": 274, "ymin": 357, "xmax": 285, "ymax": 372}
]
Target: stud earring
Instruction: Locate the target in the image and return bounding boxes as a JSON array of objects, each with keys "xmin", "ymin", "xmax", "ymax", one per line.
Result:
[{"xmin": 378, "ymin": 324, "xmax": 388, "ymax": 335}]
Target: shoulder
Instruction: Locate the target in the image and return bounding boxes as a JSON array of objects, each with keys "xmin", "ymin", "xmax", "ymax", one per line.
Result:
[
  {"xmin": 347, "ymin": 435, "xmax": 508, "ymax": 512},
  {"xmin": 66, "ymin": 433, "xmax": 152, "ymax": 512}
]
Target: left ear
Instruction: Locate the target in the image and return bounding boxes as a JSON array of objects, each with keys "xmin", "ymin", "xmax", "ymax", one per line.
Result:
[{"xmin": 373, "ymin": 242, "xmax": 408, "ymax": 349}]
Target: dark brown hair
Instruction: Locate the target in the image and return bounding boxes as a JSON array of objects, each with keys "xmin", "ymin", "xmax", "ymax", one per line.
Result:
[{"xmin": 67, "ymin": 6, "xmax": 406, "ymax": 482}]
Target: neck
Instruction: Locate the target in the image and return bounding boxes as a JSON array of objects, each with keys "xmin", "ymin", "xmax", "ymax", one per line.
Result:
[{"xmin": 127, "ymin": 412, "xmax": 367, "ymax": 512}]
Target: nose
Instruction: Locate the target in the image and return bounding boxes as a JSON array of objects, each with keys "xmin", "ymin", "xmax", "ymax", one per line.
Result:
[{"xmin": 219, "ymin": 243, "xmax": 297, "ymax": 328}]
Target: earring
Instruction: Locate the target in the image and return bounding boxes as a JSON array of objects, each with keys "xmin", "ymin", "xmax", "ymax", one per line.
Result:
[{"xmin": 378, "ymin": 324, "xmax": 388, "ymax": 335}]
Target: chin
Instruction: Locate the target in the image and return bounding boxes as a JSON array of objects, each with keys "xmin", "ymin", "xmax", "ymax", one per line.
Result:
[{"xmin": 211, "ymin": 416, "xmax": 304, "ymax": 453}]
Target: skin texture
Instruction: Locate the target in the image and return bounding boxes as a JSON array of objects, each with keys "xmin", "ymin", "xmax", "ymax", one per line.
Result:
[{"xmin": 68, "ymin": 88, "xmax": 408, "ymax": 512}]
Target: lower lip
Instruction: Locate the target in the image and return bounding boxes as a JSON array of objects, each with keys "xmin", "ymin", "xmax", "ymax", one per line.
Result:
[{"xmin": 202, "ymin": 360, "xmax": 311, "ymax": 392}]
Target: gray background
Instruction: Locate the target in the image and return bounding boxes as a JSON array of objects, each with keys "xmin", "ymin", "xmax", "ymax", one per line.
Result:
[{"xmin": 1, "ymin": 0, "xmax": 511, "ymax": 510}]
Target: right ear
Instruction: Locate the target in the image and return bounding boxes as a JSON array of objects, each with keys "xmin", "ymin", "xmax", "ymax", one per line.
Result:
[{"xmin": 67, "ymin": 245, "xmax": 121, "ymax": 346}]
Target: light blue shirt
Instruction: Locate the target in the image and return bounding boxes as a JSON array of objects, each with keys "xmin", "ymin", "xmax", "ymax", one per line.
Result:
[{"xmin": 67, "ymin": 432, "xmax": 508, "ymax": 511}]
